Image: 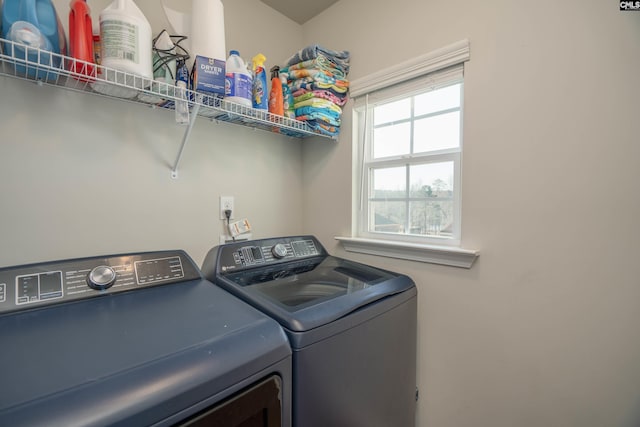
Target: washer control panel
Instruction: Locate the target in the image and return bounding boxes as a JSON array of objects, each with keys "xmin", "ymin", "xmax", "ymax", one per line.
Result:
[
  {"xmin": 212, "ymin": 235, "xmax": 327, "ymax": 273},
  {"xmin": 0, "ymin": 251, "xmax": 200, "ymax": 315}
]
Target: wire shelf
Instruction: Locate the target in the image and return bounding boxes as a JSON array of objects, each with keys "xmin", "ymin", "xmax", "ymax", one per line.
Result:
[{"xmin": 0, "ymin": 37, "xmax": 333, "ymax": 140}]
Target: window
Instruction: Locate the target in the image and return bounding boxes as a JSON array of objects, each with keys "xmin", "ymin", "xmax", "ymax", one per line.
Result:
[
  {"xmin": 360, "ymin": 76, "xmax": 463, "ymax": 244},
  {"xmin": 339, "ymin": 40, "xmax": 478, "ymax": 268}
]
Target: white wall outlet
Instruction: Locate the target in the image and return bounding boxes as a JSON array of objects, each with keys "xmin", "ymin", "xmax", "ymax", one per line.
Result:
[{"xmin": 220, "ymin": 196, "xmax": 234, "ymax": 219}]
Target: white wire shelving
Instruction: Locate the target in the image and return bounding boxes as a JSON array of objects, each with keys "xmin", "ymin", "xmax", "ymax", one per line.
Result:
[{"xmin": 0, "ymin": 37, "xmax": 334, "ymax": 178}]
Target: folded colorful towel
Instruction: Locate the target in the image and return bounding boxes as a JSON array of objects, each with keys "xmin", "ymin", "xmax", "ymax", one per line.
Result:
[
  {"xmin": 286, "ymin": 68, "xmax": 334, "ymax": 80},
  {"xmin": 294, "ymin": 97, "xmax": 342, "ymax": 114},
  {"xmin": 289, "ymin": 79, "xmax": 349, "ymax": 96},
  {"xmin": 305, "ymin": 120, "xmax": 340, "ymax": 137},
  {"xmin": 297, "ymin": 114, "xmax": 341, "ymax": 128},
  {"xmin": 286, "ymin": 44, "xmax": 350, "ymax": 70},
  {"xmin": 286, "ymin": 55, "xmax": 349, "ymax": 79},
  {"xmin": 293, "ymin": 90, "xmax": 348, "ymax": 106},
  {"xmin": 287, "ymin": 72, "xmax": 349, "ymax": 88},
  {"xmin": 280, "ymin": 70, "xmax": 295, "ymax": 119},
  {"xmin": 296, "ymin": 107, "xmax": 341, "ymax": 126}
]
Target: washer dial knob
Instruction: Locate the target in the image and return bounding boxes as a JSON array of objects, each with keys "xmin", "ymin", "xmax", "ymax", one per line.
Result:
[
  {"xmin": 87, "ymin": 265, "xmax": 117, "ymax": 290},
  {"xmin": 271, "ymin": 243, "xmax": 288, "ymax": 259}
]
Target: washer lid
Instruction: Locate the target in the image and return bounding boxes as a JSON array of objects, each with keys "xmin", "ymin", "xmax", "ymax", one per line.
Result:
[{"xmin": 218, "ymin": 255, "xmax": 415, "ymax": 332}]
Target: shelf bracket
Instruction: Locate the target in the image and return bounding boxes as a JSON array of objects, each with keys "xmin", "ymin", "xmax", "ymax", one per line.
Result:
[{"xmin": 171, "ymin": 101, "xmax": 201, "ymax": 179}]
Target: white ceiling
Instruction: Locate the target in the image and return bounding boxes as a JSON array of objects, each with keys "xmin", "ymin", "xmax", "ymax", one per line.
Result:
[{"xmin": 259, "ymin": 0, "xmax": 339, "ymax": 24}]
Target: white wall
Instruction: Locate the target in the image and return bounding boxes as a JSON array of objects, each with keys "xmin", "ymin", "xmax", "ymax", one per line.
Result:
[
  {"xmin": 302, "ymin": 1, "xmax": 640, "ymax": 426},
  {"xmin": 0, "ymin": 0, "xmax": 307, "ymax": 267},
  {"xmin": 3, "ymin": 1, "xmax": 640, "ymax": 426}
]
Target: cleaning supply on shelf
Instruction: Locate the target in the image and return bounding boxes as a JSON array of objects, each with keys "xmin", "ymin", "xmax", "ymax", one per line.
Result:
[
  {"xmin": 225, "ymin": 50, "xmax": 252, "ymax": 108},
  {"xmin": 175, "ymin": 59, "xmax": 190, "ymax": 125},
  {"xmin": 91, "ymin": 0, "xmax": 152, "ymax": 99},
  {"xmin": 92, "ymin": 21, "xmax": 101, "ymax": 64},
  {"xmin": 268, "ymin": 65, "xmax": 284, "ymax": 116},
  {"xmin": 68, "ymin": 0, "xmax": 95, "ymax": 79},
  {"xmin": 192, "ymin": 55, "xmax": 225, "ymax": 97},
  {"xmin": 251, "ymin": 53, "xmax": 268, "ymax": 110},
  {"xmin": 190, "ymin": 0, "xmax": 225, "ymax": 66},
  {"xmin": 1, "ymin": 0, "xmax": 66, "ymax": 80}
]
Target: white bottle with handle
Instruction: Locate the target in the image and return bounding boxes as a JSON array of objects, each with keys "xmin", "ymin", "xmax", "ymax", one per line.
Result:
[
  {"xmin": 225, "ymin": 50, "xmax": 252, "ymax": 108},
  {"xmin": 92, "ymin": 0, "xmax": 152, "ymax": 98}
]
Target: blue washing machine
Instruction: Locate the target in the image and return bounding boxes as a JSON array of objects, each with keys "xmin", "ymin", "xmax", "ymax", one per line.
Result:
[
  {"xmin": 202, "ymin": 236, "xmax": 418, "ymax": 427},
  {"xmin": 0, "ymin": 250, "xmax": 292, "ymax": 426}
]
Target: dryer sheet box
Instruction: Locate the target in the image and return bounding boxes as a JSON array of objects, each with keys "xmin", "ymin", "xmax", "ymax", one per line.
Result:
[{"xmin": 192, "ymin": 55, "xmax": 226, "ymax": 97}]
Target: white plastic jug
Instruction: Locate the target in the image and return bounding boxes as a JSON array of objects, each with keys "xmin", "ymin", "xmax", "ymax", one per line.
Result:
[
  {"xmin": 92, "ymin": 0, "xmax": 152, "ymax": 98},
  {"xmin": 225, "ymin": 50, "xmax": 252, "ymax": 108},
  {"xmin": 98, "ymin": 0, "xmax": 152, "ymax": 79}
]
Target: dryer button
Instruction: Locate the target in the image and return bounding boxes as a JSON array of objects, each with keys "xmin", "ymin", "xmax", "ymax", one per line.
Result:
[
  {"xmin": 271, "ymin": 243, "xmax": 288, "ymax": 259},
  {"xmin": 87, "ymin": 266, "xmax": 117, "ymax": 290}
]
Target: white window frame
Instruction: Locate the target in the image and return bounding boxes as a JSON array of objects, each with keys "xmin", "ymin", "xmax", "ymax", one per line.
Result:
[
  {"xmin": 357, "ymin": 69, "xmax": 463, "ymax": 245},
  {"xmin": 337, "ymin": 39, "xmax": 479, "ymax": 268}
]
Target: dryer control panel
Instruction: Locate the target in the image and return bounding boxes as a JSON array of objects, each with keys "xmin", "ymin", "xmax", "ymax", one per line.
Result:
[
  {"xmin": 209, "ymin": 236, "xmax": 328, "ymax": 273},
  {"xmin": 0, "ymin": 250, "xmax": 201, "ymax": 315}
]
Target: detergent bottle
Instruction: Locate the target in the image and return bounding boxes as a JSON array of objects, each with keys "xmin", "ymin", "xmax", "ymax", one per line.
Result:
[
  {"xmin": 92, "ymin": 0, "xmax": 153, "ymax": 98},
  {"xmin": 251, "ymin": 53, "xmax": 268, "ymax": 110},
  {"xmin": 268, "ymin": 65, "xmax": 284, "ymax": 116},
  {"xmin": 1, "ymin": 0, "xmax": 66, "ymax": 80},
  {"xmin": 98, "ymin": 0, "xmax": 152, "ymax": 79},
  {"xmin": 68, "ymin": 0, "xmax": 95, "ymax": 78},
  {"xmin": 225, "ymin": 50, "xmax": 252, "ymax": 108}
]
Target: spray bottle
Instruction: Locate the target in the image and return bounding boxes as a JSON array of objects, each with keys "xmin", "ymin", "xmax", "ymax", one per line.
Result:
[
  {"xmin": 268, "ymin": 65, "xmax": 284, "ymax": 116},
  {"xmin": 252, "ymin": 53, "xmax": 268, "ymax": 110},
  {"xmin": 175, "ymin": 59, "xmax": 190, "ymax": 125}
]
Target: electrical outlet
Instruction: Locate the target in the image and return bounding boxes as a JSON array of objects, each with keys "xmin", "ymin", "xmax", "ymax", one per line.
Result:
[{"xmin": 219, "ymin": 196, "xmax": 234, "ymax": 219}]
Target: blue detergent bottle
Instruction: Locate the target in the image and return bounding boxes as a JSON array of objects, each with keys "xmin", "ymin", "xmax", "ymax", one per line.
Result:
[{"xmin": 1, "ymin": 0, "xmax": 67, "ymax": 80}]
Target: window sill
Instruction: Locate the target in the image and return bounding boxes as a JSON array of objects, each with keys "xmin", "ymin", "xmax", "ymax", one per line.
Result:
[{"xmin": 335, "ymin": 237, "xmax": 479, "ymax": 268}]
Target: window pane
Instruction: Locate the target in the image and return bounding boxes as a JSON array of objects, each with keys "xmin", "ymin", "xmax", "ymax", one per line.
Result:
[
  {"xmin": 371, "ymin": 201, "xmax": 406, "ymax": 234},
  {"xmin": 409, "ymin": 200, "xmax": 454, "ymax": 237},
  {"xmin": 372, "ymin": 167, "xmax": 406, "ymax": 198},
  {"xmin": 414, "ymin": 83, "xmax": 461, "ymax": 116},
  {"xmin": 409, "ymin": 162, "xmax": 454, "ymax": 198},
  {"xmin": 373, "ymin": 122, "xmax": 410, "ymax": 158},
  {"xmin": 414, "ymin": 111, "xmax": 460, "ymax": 153},
  {"xmin": 374, "ymin": 98, "xmax": 410, "ymax": 125}
]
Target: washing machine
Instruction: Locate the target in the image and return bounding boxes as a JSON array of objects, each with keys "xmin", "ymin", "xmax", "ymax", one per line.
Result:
[
  {"xmin": 0, "ymin": 250, "xmax": 292, "ymax": 427},
  {"xmin": 202, "ymin": 236, "xmax": 418, "ymax": 427}
]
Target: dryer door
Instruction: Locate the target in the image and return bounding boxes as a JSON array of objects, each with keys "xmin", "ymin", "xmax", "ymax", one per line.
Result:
[{"xmin": 178, "ymin": 375, "xmax": 282, "ymax": 427}]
